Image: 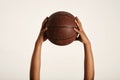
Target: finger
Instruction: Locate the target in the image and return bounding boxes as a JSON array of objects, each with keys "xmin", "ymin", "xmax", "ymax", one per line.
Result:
[
  {"xmin": 42, "ymin": 17, "xmax": 48, "ymax": 26},
  {"xmin": 75, "ymin": 17, "xmax": 83, "ymax": 32},
  {"xmin": 42, "ymin": 27, "xmax": 48, "ymax": 32},
  {"xmin": 74, "ymin": 27, "xmax": 79, "ymax": 33},
  {"xmin": 42, "ymin": 17, "xmax": 48, "ymax": 29},
  {"xmin": 75, "ymin": 17, "xmax": 79, "ymax": 28},
  {"xmin": 43, "ymin": 28, "xmax": 48, "ymax": 41},
  {"xmin": 76, "ymin": 17, "xmax": 81, "ymax": 24},
  {"xmin": 75, "ymin": 19, "xmax": 80, "ymax": 30},
  {"xmin": 74, "ymin": 27, "xmax": 83, "ymax": 42},
  {"xmin": 75, "ymin": 17, "xmax": 81, "ymax": 31},
  {"xmin": 74, "ymin": 27, "xmax": 85, "ymax": 38},
  {"xmin": 76, "ymin": 17, "xmax": 84, "ymax": 31},
  {"xmin": 74, "ymin": 27, "xmax": 84, "ymax": 37}
]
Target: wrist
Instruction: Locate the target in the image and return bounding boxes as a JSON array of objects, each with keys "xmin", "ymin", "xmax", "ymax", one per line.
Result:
[
  {"xmin": 35, "ymin": 40, "xmax": 43, "ymax": 47},
  {"xmin": 83, "ymin": 41, "xmax": 91, "ymax": 47}
]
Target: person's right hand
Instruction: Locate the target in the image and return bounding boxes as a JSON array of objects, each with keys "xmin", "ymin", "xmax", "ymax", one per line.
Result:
[
  {"xmin": 36, "ymin": 17, "xmax": 48, "ymax": 45},
  {"xmin": 74, "ymin": 17, "xmax": 90, "ymax": 44}
]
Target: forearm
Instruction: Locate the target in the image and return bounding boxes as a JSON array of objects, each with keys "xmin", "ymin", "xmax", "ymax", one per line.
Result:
[
  {"xmin": 30, "ymin": 42, "xmax": 42, "ymax": 80},
  {"xmin": 84, "ymin": 42, "xmax": 94, "ymax": 80}
]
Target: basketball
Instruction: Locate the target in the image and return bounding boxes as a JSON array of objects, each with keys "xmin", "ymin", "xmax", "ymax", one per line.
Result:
[{"xmin": 46, "ymin": 11, "xmax": 78, "ymax": 46}]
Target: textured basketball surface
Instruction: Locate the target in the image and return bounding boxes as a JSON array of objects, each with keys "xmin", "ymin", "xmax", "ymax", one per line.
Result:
[{"xmin": 46, "ymin": 11, "xmax": 77, "ymax": 46}]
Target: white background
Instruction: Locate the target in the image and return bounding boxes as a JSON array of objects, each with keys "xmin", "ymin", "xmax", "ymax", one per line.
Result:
[{"xmin": 0, "ymin": 0, "xmax": 120, "ymax": 80}]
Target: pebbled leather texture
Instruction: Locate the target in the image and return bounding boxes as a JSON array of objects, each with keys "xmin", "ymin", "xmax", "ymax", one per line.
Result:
[{"xmin": 46, "ymin": 11, "xmax": 78, "ymax": 46}]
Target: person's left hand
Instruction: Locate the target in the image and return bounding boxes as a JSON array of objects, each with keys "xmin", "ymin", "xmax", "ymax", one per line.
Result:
[{"xmin": 36, "ymin": 17, "xmax": 48, "ymax": 45}]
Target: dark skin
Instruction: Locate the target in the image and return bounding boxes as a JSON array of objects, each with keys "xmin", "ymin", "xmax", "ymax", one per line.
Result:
[
  {"xmin": 30, "ymin": 17, "xmax": 94, "ymax": 80},
  {"xmin": 74, "ymin": 17, "xmax": 94, "ymax": 80}
]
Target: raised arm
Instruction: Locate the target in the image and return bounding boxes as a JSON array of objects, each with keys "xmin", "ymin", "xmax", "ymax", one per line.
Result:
[
  {"xmin": 74, "ymin": 17, "xmax": 94, "ymax": 80},
  {"xmin": 30, "ymin": 17, "xmax": 48, "ymax": 80}
]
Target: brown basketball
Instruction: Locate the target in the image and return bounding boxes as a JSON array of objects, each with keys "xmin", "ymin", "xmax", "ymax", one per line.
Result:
[{"xmin": 46, "ymin": 11, "xmax": 78, "ymax": 46}]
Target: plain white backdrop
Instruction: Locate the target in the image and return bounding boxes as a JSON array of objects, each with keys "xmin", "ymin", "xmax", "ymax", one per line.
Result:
[{"xmin": 0, "ymin": 0, "xmax": 120, "ymax": 80}]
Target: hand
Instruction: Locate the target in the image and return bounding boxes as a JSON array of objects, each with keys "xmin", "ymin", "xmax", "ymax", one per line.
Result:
[
  {"xmin": 74, "ymin": 17, "xmax": 90, "ymax": 44},
  {"xmin": 36, "ymin": 17, "xmax": 48, "ymax": 45}
]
